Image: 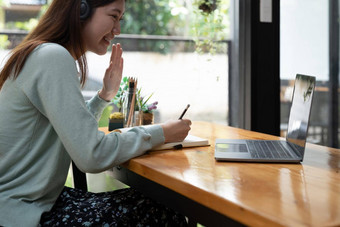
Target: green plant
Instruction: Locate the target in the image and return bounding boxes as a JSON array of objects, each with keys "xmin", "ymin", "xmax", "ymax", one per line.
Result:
[
  {"xmin": 112, "ymin": 77, "xmax": 157, "ymax": 114},
  {"xmin": 142, "ymin": 101, "xmax": 158, "ymax": 113},
  {"xmin": 191, "ymin": 0, "xmax": 229, "ymax": 54},
  {"xmin": 136, "ymin": 88, "xmax": 155, "ymax": 113},
  {"xmin": 112, "ymin": 77, "xmax": 129, "ymax": 112}
]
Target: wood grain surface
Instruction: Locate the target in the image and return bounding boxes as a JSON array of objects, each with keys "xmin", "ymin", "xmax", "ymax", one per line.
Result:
[{"xmin": 100, "ymin": 121, "xmax": 340, "ymax": 227}]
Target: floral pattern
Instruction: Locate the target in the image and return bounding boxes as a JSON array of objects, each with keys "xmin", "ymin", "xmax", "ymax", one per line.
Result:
[{"xmin": 39, "ymin": 187, "xmax": 187, "ymax": 227}]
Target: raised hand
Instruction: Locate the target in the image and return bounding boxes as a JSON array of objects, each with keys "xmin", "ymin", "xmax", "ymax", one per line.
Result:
[{"xmin": 99, "ymin": 43, "xmax": 124, "ymax": 101}]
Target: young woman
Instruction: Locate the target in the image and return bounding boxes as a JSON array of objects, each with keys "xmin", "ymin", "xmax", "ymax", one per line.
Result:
[{"xmin": 0, "ymin": 0, "xmax": 191, "ymax": 226}]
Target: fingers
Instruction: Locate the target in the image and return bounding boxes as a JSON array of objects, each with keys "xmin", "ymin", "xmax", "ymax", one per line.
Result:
[
  {"xmin": 110, "ymin": 43, "xmax": 123, "ymax": 68},
  {"xmin": 119, "ymin": 57, "xmax": 124, "ymax": 76},
  {"xmin": 180, "ymin": 118, "xmax": 192, "ymax": 126},
  {"xmin": 99, "ymin": 44, "xmax": 124, "ymax": 101},
  {"xmin": 106, "ymin": 44, "xmax": 123, "ymax": 79},
  {"xmin": 114, "ymin": 58, "xmax": 123, "ymax": 84},
  {"xmin": 106, "ymin": 61, "xmax": 114, "ymax": 72},
  {"xmin": 178, "ymin": 119, "xmax": 192, "ymax": 132}
]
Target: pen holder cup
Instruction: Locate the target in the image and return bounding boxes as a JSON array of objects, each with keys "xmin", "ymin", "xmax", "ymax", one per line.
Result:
[
  {"xmin": 125, "ymin": 110, "xmax": 142, "ymax": 127},
  {"xmin": 142, "ymin": 112, "xmax": 154, "ymax": 125},
  {"xmin": 123, "ymin": 89, "xmax": 143, "ymax": 127}
]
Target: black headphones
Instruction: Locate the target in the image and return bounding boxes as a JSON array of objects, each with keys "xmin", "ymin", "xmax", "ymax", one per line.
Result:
[{"xmin": 80, "ymin": 0, "xmax": 91, "ymax": 20}]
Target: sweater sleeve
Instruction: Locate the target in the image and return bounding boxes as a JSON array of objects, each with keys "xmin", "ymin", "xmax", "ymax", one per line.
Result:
[
  {"xmin": 85, "ymin": 91, "xmax": 110, "ymax": 121},
  {"xmin": 16, "ymin": 43, "xmax": 165, "ymax": 173}
]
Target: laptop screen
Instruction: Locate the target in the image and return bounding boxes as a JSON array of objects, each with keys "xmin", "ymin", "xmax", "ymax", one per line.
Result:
[{"xmin": 286, "ymin": 74, "xmax": 315, "ymax": 156}]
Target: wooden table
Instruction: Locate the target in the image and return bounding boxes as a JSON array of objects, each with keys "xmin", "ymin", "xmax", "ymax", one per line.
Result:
[{"xmin": 100, "ymin": 121, "xmax": 340, "ymax": 227}]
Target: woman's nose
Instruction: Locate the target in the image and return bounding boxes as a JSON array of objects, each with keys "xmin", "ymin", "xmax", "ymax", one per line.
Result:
[{"xmin": 112, "ymin": 22, "xmax": 121, "ymax": 35}]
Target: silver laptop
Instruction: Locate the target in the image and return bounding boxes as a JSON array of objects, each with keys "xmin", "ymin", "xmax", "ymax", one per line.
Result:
[{"xmin": 215, "ymin": 74, "xmax": 315, "ymax": 163}]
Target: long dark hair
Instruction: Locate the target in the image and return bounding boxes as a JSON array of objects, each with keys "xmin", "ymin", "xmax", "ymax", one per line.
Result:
[{"xmin": 0, "ymin": 0, "xmax": 116, "ymax": 90}]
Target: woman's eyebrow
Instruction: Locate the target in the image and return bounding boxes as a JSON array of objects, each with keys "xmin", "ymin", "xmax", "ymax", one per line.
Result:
[{"xmin": 109, "ymin": 8, "xmax": 122, "ymax": 14}]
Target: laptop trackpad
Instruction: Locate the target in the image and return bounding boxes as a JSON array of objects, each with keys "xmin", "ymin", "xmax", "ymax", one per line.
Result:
[
  {"xmin": 215, "ymin": 142, "xmax": 252, "ymax": 159},
  {"xmin": 216, "ymin": 143, "xmax": 248, "ymax": 152}
]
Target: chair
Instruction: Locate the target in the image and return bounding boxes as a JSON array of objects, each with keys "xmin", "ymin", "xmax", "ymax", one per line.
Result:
[{"xmin": 71, "ymin": 161, "xmax": 88, "ymax": 191}]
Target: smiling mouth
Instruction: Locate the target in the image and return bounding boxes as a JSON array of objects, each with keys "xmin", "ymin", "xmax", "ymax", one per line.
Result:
[{"xmin": 104, "ymin": 37, "xmax": 111, "ymax": 43}]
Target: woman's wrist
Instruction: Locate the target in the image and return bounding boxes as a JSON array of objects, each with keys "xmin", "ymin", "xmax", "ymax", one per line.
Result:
[{"xmin": 98, "ymin": 89, "xmax": 114, "ymax": 102}]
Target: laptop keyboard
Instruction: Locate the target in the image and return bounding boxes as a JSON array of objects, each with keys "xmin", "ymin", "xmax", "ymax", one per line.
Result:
[{"xmin": 246, "ymin": 140, "xmax": 295, "ymax": 159}]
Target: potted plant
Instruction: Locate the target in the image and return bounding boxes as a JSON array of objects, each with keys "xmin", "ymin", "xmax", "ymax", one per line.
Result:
[
  {"xmin": 136, "ymin": 88, "xmax": 158, "ymax": 125},
  {"xmin": 191, "ymin": 0, "xmax": 228, "ymax": 55},
  {"xmin": 141, "ymin": 101, "xmax": 158, "ymax": 125},
  {"xmin": 110, "ymin": 77, "xmax": 158, "ymax": 127},
  {"xmin": 196, "ymin": 0, "xmax": 218, "ymax": 14},
  {"xmin": 108, "ymin": 111, "xmax": 124, "ymax": 131}
]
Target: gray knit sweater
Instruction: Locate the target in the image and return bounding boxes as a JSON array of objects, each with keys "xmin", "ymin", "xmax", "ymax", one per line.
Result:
[{"xmin": 0, "ymin": 43, "xmax": 164, "ymax": 227}]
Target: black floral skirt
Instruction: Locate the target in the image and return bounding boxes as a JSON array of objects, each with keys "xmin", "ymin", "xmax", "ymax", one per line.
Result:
[{"xmin": 39, "ymin": 187, "xmax": 188, "ymax": 227}]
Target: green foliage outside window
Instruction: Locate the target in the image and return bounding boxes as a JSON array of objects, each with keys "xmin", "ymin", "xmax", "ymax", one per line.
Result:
[
  {"xmin": 190, "ymin": 0, "xmax": 230, "ymax": 54},
  {"xmin": 121, "ymin": 0, "xmax": 173, "ymax": 53},
  {"xmin": 123, "ymin": 1, "xmax": 173, "ymax": 35},
  {"xmin": 0, "ymin": 0, "xmax": 230, "ymax": 53},
  {"xmin": 5, "ymin": 18, "xmax": 39, "ymax": 31},
  {"xmin": 0, "ymin": 35, "xmax": 10, "ymax": 49}
]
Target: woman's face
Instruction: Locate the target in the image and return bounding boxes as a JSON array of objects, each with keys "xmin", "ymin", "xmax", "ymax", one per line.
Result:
[{"xmin": 82, "ymin": 0, "xmax": 125, "ymax": 55}]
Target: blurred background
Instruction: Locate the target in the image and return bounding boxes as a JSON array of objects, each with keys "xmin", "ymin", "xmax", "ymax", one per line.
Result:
[{"xmin": 0, "ymin": 0, "xmax": 338, "ymax": 149}]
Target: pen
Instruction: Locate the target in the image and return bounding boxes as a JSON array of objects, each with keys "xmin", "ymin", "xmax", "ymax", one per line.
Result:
[
  {"xmin": 178, "ymin": 104, "xmax": 190, "ymax": 120},
  {"xmin": 173, "ymin": 144, "xmax": 183, "ymax": 150}
]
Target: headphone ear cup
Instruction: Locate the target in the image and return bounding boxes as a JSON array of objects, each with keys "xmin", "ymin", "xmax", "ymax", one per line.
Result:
[{"xmin": 80, "ymin": 0, "xmax": 91, "ymax": 20}]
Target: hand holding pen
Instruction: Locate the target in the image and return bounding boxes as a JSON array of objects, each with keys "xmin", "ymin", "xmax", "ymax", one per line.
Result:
[{"xmin": 161, "ymin": 105, "xmax": 191, "ymax": 143}]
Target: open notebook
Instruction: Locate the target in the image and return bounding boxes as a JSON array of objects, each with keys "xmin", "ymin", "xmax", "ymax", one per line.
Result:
[
  {"xmin": 111, "ymin": 127, "xmax": 209, "ymax": 151},
  {"xmin": 152, "ymin": 134, "xmax": 209, "ymax": 151}
]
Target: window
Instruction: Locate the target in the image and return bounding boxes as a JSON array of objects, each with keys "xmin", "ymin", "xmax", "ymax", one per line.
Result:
[
  {"xmin": 86, "ymin": 0, "xmax": 230, "ymax": 124},
  {"xmin": 280, "ymin": 0, "xmax": 339, "ymax": 148},
  {"xmin": 0, "ymin": 0, "xmax": 231, "ymax": 125}
]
